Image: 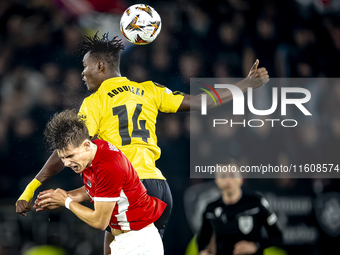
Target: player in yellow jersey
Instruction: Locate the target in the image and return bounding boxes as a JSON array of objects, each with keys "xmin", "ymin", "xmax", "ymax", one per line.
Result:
[
  {"xmin": 79, "ymin": 77, "xmax": 183, "ymax": 180},
  {"xmin": 16, "ymin": 32, "xmax": 269, "ymax": 254}
]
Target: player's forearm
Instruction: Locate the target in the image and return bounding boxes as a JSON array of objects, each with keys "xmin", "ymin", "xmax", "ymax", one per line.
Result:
[
  {"xmin": 67, "ymin": 186, "xmax": 90, "ymax": 203},
  {"xmin": 35, "ymin": 150, "xmax": 65, "ymax": 183},
  {"xmin": 17, "ymin": 179, "xmax": 42, "ymax": 202},
  {"xmin": 188, "ymin": 78, "xmax": 250, "ymax": 111},
  {"xmin": 212, "ymin": 79, "xmax": 249, "ymax": 107},
  {"xmin": 68, "ymin": 201, "xmax": 109, "ymax": 230},
  {"xmin": 69, "ymin": 202, "xmax": 101, "ymax": 228},
  {"xmin": 179, "ymin": 60, "xmax": 268, "ymax": 112}
]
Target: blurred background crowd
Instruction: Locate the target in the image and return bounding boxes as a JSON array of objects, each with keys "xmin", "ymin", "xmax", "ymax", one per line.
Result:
[{"xmin": 0, "ymin": 0, "xmax": 340, "ymax": 254}]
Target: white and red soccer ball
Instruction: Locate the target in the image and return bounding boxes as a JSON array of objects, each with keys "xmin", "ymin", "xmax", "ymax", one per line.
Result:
[{"xmin": 120, "ymin": 4, "xmax": 162, "ymax": 45}]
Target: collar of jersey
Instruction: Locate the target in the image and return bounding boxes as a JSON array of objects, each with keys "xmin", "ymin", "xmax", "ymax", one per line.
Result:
[{"xmin": 101, "ymin": 76, "xmax": 129, "ymax": 87}]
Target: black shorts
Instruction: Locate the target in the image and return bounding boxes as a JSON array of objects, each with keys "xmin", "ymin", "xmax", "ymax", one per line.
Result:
[
  {"xmin": 105, "ymin": 179, "xmax": 173, "ymax": 239},
  {"xmin": 141, "ymin": 179, "xmax": 173, "ymax": 238}
]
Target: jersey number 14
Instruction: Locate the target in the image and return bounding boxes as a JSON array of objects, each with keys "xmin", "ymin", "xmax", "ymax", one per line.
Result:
[{"xmin": 112, "ymin": 104, "xmax": 150, "ymax": 146}]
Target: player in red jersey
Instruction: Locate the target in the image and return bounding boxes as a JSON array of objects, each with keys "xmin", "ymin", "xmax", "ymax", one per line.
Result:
[{"xmin": 34, "ymin": 109, "xmax": 166, "ymax": 254}]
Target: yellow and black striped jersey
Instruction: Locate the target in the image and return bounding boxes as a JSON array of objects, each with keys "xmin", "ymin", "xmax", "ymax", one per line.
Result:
[{"xmin": 78, "ymin": 77, "xmax": 184, "ymax": 180}]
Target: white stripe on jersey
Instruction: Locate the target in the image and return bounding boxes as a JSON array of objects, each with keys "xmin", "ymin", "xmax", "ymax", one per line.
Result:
[
  {"xmin": 115, "ymin": 190, "xmax": 131, "ymax": 230},
  {"xmin": 94, "ymin": 197, "xmax": 120, "ymax": 202}
]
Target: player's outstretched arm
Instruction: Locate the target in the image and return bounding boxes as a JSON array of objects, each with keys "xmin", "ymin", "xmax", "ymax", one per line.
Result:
[
  {"xmin": 177, "ymin": 59, "xmax": 269, "ymax": 112},
  {"xmin": 16, "ymin": 150, "xmax": 65, "ymax": 216}
]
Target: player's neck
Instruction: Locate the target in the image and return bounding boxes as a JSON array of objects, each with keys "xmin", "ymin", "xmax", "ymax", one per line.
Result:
[
  {"xmin": 222, "ymin": 189, "xmax": 242, "ymax": 205},
  {"xmin": 105, "ymin": 70, "xmax": 122, "ymax": 80},
  {"xmin": 98, "ymin": 71, "xmax": 122, "ymax": 87}
]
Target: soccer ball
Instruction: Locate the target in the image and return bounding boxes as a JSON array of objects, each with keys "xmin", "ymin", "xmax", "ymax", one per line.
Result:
[{"xmin": 120, "ymin": 4, "xmax": 162, "ymax": 45}]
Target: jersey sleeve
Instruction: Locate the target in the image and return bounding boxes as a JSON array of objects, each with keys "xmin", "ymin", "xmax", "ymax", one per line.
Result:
[
  {"xmin": 152, "ymin": 82, "xmax": 184, "ymax": 113},
  {"xmin": 94, "ymin": 160, "xmax": 125, "ymax": 202},
  {"xmin": 78, "ymin": 96, "xmax": 100, "ymax": 138}
]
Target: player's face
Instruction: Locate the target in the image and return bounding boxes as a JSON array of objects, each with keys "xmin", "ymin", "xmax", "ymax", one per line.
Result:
[
  {"xmin": 57, "ymin": 142, "xmax": 91, "ymax": 174},
  {"xmin": 81, "ymin": 52, "xmax": 101, "ymax": 93}
]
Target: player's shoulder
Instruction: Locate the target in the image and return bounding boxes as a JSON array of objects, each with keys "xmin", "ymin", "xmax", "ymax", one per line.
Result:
[
  {"xmin": 94, "ymin": 140, "xmax": 119, "ymax": 157},
  {"xmin": 83, "ymin": 93, "xmax": 95, "ymax": 102},
  {"xmin": 95, "ymin": 141, "xmax": 126, "ymax": 171},
  {"xmin": 82, "ymin": 92, "xmax": 100, "ymax": 104},
  {"xmin": 98, "ymin": 140, "xmax": 121, "ymax": 155},
  {"xmin": 138, "ymin": 80, "xmax": 166, "ymax": 91},
  {"xmin": 137, "ymin": 80, "xmax": 156, "ymax": 89},
  {"xmin": 143, "ymin": 81, "xmax": 185, "ymax": 97},
  {"xmin": 95, "ymin": 158, "xmax": 126, "ymax": 180}
]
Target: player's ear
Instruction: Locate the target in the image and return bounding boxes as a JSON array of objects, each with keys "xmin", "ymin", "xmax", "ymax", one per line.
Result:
[
  {"xmin": 97, "ymin": 61, "xmax": 104, "ymax": 73},
  {"xmin": 83, "ymin": 140, "xmax": 91, "ymax": 151}
]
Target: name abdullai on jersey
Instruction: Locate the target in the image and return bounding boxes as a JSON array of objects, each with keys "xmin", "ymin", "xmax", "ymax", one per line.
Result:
[{"xmin": 107, "ymin": 85, "xmax": 144, "ymax": 98}]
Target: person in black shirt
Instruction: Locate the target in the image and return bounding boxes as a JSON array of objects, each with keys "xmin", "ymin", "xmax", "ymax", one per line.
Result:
[{"xmin": 197, "ymin": 168, "xmax": 282, "ymax": 255}]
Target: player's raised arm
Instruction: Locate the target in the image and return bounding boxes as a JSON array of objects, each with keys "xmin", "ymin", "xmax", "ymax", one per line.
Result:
[
  {"xmin": 16, "ymin": 150, "xmax": 64, "ymax": 216},
  {"xmin": 177, "ymin": 59, "xmax": 269, "ymax": 112}
]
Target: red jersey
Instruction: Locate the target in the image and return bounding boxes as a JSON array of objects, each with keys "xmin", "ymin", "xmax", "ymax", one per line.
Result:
[{"xmin": 80, "ymin": 139, "xmax": 166, "ymax": 230}]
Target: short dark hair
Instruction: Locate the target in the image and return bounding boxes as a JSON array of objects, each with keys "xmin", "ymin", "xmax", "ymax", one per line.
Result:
[
  {"xmin": 44, "ymin": 109, "xmax": 90, "ymax": 151},
  {"xmin": 76, "ymin": 31, "xmax": 125, "ymax": 71}
]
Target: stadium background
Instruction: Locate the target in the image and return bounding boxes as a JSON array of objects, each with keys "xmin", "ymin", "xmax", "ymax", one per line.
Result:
[{"xmin": 0, "ymin": 0, "xmax": 340, "ymax": 254}]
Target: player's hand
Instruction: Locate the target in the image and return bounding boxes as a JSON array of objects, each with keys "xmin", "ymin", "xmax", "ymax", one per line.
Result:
[
  {"xmin": 37, "ymin": 188, "xmax": 68, "ymax": 209},
  {"xmin": 233, "ymin": 241, "xmax": 258, "ymax": 255},
  {"xmin": 16, "ymin": 200, "xmax": 32, "ymax": 216},
  {"xmin": 34, "ymin": 189, "xmax": 59, "ymax": 212},
  {"xmin": 246, "ymin": 59, "xmax": 269, "ymax": 89}
]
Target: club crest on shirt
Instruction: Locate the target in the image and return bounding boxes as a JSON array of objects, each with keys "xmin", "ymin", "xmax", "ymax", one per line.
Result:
[
  {"xmin": 238, "ymin": 216, "xmax": 253, "ymax": 235},
  {"xmin": 79, "ymin": 114, "xmax": 87, "ymax": 120},
  {"xmin": 87, "ymin": 180, "xmax": 92, "ymax": 188}
]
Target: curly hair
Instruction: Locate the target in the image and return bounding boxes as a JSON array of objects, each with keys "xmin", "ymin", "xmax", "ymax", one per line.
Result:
[
  {"xmin": 75, "ymin": 31, "xmax": 125, "ymax": 71},
  {"xmin": 44, "ymin": 109, "xmax": 90, "ymax": 151}
]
